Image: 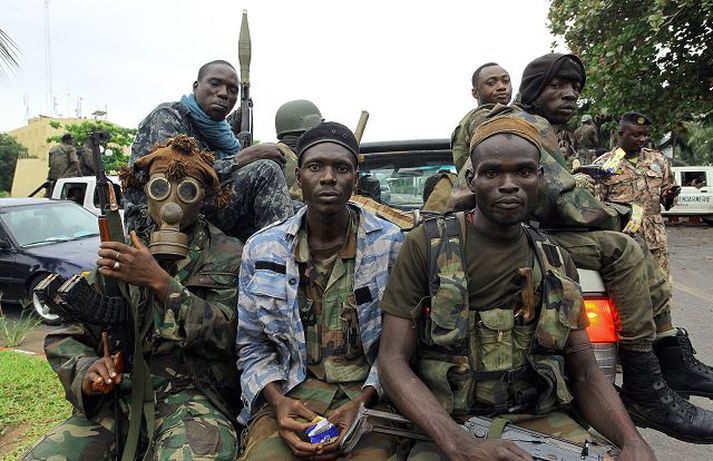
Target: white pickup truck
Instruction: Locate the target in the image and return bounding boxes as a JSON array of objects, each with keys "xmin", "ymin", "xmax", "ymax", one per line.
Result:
[
  {"xmin": 662, "ymin": 166, "xmax": 713, "ymax": 224},
  {"xmin": 50, "ymin": 176, "xmax": 124, "ymax": 218}
]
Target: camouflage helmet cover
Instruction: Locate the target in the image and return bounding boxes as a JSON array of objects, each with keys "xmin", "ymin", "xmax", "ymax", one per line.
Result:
[{"xmin": 275, "ymin": 99, "xmax": 323, "ymax": 137}]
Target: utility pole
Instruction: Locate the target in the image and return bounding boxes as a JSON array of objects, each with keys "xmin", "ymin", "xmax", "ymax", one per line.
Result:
[{"xmin": 44, "ymin": 0, "xmax": 54, "ymax": 115}]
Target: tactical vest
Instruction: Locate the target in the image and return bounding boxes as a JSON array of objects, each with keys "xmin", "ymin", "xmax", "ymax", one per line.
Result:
[{"xmin": 416, "ymin": 213, "xmax": 584, "ymax": 417}]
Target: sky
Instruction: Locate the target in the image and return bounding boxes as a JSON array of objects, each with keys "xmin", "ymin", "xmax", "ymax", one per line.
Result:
[{"xmin": 1, "ymin": 0, "xmax": 564, "ymax": 142}]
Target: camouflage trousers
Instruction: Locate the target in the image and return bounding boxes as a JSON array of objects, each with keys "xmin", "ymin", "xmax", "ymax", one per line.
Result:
[
  {"xmin": 405, "ymin": 411, "xmax": 615, "ymax": 460},
  {"xmin": 22, "ymin": 391, "xmax": 238, "ymax": 461},
  {"xmin": 650, "ymin": 246, "xmax": 673, "ymax": 289},
  {"xmin": 549, "ymin": 231, "xmax": 672, "ymax": 351},
  {"xmin": 239, "ymin": 392, "xmax": 397, "ymax": 460}
]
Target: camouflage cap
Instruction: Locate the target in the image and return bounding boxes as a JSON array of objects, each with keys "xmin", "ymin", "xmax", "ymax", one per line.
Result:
[{"xmin": 470, "ymin": 115, "xmax": 542, "ymax": 155}]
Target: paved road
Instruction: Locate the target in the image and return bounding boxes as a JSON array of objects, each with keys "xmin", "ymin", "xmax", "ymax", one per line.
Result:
[{"xmin": 3, "ymin": 225, "xmax": 713, "ymax": 457}]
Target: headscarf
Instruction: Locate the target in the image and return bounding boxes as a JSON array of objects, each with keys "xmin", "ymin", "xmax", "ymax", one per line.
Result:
[
  {"xmin": 180, "ymin": 93, "xmax": 241, "ymax": 159},
  {"xmin": 519, "ymin": 53, "xmax": 586, "ymax": 105}
]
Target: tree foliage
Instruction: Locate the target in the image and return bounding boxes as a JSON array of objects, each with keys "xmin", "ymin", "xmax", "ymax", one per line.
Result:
[
  {"xmin": 548, "ymin": 0, "xmax": 713, "ymax": 138},
  {"xmin": 47, "ymin": 120, "xmax": 136, "ymax": 172},
  {"xmin": 682, "ymin": 121, "xmax": 713, "ymax": 165},
  {"xmin": 0, "ymin": 133, "xmax": 29, "ymax": 193}
]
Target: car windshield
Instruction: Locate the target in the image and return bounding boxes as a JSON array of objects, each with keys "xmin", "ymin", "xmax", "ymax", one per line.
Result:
[
  {"xmin": 359, "ymin": 164, "xmax": 456, "ymax": 210},
  {"xmin": 0, "ymin": 202, "xmax": 99, "ymax": 247}
]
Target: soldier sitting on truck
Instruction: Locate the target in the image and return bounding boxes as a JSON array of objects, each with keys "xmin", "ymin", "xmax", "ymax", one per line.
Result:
[
  {"xmin": 378, "ymin": 116, "xmax": 655, "ymax": 461},
  {"xmin": 124, "ymin": 60, "xmax": 294, "ymax": 243}
]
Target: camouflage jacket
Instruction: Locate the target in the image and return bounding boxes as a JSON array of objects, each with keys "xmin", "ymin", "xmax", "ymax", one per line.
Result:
[
  {"xmin": 124, "ymin": 101, "xmax": 238, "ymax": 233},
  {"xmin": 593, "ymin": 148, "xmax": 675, "ymax": 249},
  {"xmin": 44, "ymin": 220, "xmax": 243, "ymax": 425},
  {"xmin": 574, "ymin": 124, "xmax": 598, "ymax": 150},
  {"xmin": 236, "ymin": 204, "xmax": 403, "ymax": 423},
  {"xmin": 450, "ymin": 104, "xmax": 495, "ymax": 171},
  {"xmin": 47, "ymin": 144, "xmax": 79, "ymax": 180}
]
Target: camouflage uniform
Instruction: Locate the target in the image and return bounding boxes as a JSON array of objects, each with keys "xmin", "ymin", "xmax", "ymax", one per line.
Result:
[
  {"xmin": 48, "ymin": 144, "xmax": 79, "ymax": 180},
  {"xmin": 594, "ymin": 147, "xmax": 676, "ymax": 286},
  {"xmin": 237, "ymin": 204, "xmax": 403, "ymax": 459},
  {"xmin": 23, "ymin": 220, "xmax": 243, "ymax": 461},
  {"xmin": 450, "ymin": 104, "xmax": 495, "ymax": 174},
  {"xmin": 381, "ymin": 213, "xmax": 613, "ymax": 460},
  {"xmin": 453, "ymin": 104, "xmax": 672, "ymax": 351},
  {"xmin": 574, "ymin": 123, "xmax": 599, "ymax": 165},
  {"xmin": 125, "ymin": 101, "xmax": 294, "ymax": 243},
  {"xmin": 78, "ymin": 145, "xmax": 96, "ymax": 176}
]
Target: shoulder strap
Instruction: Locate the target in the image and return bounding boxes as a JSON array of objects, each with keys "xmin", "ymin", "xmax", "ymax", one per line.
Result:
[{"xmin": 423, "ymin": 212, "xmax": 468, "ymax": 298}]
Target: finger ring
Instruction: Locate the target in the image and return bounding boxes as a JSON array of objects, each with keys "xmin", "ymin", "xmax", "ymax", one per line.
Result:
[
  {"xmin": 113, "ymin": 261, "xmax": 120, "ymax": 270},
  {"xmin": 115, "ymin": 251, "xmax": 121, "ymax": 262}
]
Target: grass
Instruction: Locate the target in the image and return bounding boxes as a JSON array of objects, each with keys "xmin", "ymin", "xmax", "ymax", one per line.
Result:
[
  {"xmin": 0, "ymin": 300, "xmax": 42, "ymax": 348},
  {"xmin": 0, "ymin": 350, "xmax": 72, "ymax": 461}
]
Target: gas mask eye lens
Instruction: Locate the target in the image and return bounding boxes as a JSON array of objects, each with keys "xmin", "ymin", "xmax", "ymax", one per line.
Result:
[
  {"xmin": 148, "ymin": 177, "xmax": 171, "ymax": 201},
  {"xmin": 177, "ymin": 179, "xmax": 200, "ymax": 204}
]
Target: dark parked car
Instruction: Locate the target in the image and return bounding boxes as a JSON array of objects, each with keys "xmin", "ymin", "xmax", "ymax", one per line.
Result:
[{"xmin": 0, "ymin": 198, "xmax": 100, "ymax": 324}]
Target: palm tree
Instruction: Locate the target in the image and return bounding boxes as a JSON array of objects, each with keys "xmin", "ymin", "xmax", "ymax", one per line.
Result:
[{"xmin": 0, "ymin": 28, "xmax": 20, "ymax": 79}]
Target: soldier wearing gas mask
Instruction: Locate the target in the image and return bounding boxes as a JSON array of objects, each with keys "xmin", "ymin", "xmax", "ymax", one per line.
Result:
[{"xmin": 24, "ymin": 135, "xmax": 243, "ymax": 461}]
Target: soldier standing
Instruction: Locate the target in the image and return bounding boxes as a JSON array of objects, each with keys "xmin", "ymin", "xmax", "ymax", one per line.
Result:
[
  {"xmin": 594, "ymin": 113, "xmax": 680, "ymax": 286},
  {"xmin": 23, "ymin": 136, "xmax": 243, "ymax": 460},
  {"xmin": 47, "ymin": 133, "xmax": 81, "ymax": 192},
  {"xmin": 237, "ymin": 122, "xmax": 403, "ymax": 460},
  {"xmin": 574, "ymin": 114, "xmax": 599, "ymax": 164},
  {"xmin": 379, "ymin": 117, "xmax": 655, "ymax": 461}
]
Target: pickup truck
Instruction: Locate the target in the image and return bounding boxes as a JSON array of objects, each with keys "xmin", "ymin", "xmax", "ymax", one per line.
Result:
[
  {"xmin": 661, "ymin": 166, "xmax": 713, "ymax": 224},
  {"xmin": 359, "ymin": 139, "xmax": 618, "ymax": 381},
  {"xmin": 50, "ymin": 176, "xmax": 124, "ymax": 218}
]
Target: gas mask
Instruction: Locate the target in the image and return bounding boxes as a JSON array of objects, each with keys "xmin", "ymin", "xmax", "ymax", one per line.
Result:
[{"xmin": 146, "ymin": 173, "xmax": 204, "ymax": 262}]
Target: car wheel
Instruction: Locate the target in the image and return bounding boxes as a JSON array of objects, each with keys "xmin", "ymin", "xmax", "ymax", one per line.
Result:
[{"xmin": 29, "ymin": 275, "xmax": 62, "ymax": 325}]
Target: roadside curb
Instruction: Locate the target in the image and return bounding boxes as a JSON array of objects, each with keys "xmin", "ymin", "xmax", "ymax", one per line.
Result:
[{"xmin": 0, "ymin": 346, "xmax": 44, "ymax": 357}]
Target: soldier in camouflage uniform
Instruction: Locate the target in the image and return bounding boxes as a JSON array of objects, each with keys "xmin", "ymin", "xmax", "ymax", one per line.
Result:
[
  {"xmin": 125, "ymin": 60, "xmax": 293, "ymax": 243},
  {"xmin": 23, "ymin": 136, "xmax": 243, "ymax": 461},
  {"xmin": 378, "ymin": 117, "xmax": 655, "ymax": 461},
  {"xmin": 451, "ymin": 53, "xmax": 713, "ymax": 442},
  {"xmin": 237, "ymin": 122, "xmax": 403, "ymax": 460},
  {"xmin": 574, "ymin": 114, "xmax": 599, "ymax": 165},
  {"xmin": 47, "ymin": 133, "xmax": 81, "ymax": 194},
  {"xmin": 593, "ymin": 112, "xmax": 680, "ymax": 286}
]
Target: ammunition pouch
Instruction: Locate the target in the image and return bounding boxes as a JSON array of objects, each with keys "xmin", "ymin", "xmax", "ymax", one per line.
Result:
[{"xmin": 415, "ymin": 214, "xmax": 582, "ymax": 417}]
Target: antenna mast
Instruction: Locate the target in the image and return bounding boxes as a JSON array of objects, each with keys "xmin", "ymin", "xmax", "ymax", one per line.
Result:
[{"xmin": 44, "ymin": 0, "xmax": 54, "ymax": 115}]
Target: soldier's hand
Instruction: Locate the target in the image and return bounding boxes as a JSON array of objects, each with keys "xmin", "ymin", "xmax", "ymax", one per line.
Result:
[
  {"xmin": 449, "ymin": 438, "xmax": 533, "ymax": 461},
  {"xmin": 573, "ymin": 173, "xmax": 596, "ymax": 193},
  {"xmin": 272, "ymin": 396, "xmax": 321, "ymax": 457},
  {"xmin": 82, "ymin": 354, "xmax": 123, "ymax": 396},
  {"xmin": 97, "ymin": 232, "xmax": 172, "ymax": 298},
  {"xmin": 235, "ymin": 143, "xmax": 287, "ymax": 169},
  {"xmin": 312, "ymin": 399, "xmax": 361, "ymax": 459}
]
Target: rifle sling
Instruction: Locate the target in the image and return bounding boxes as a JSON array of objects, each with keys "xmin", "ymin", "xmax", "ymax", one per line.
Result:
[
  {"xmin": 121, "ymin": 295, "xmax": 156, "ymax": 461},
  {"xmin": 486, "ymin": 417, "xmax": 510, "ymax": 440}
]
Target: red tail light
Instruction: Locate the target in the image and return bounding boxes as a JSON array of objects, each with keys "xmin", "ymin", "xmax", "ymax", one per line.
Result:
[{"xmin": 584, "ymin": 296, "xmax": 619, "ymax": 343}]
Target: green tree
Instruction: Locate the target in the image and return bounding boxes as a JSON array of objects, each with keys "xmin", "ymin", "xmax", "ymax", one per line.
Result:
[
  {"xmin": 47, "ymin": 120, "xmax": 136, "ymax": 172},
  {"xmin": 0, "ymin": 133, "xmax": 29, "ymax": 193},
  {"xmin": 682, "ymin": 121, "xmax": 713, "ymax": 165},
  {"xmin": 548, "ymin": 0, "xmax": 713, "ymax": 139}
]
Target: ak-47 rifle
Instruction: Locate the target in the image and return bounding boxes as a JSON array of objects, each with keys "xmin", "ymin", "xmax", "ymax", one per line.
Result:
[
  {"xmin": 340, "ymin": 404, "xmax": 618, "ymax": 460},
  {"xmin": 237, "ymin": 10, "xmax": 253, "ymax": 148}
]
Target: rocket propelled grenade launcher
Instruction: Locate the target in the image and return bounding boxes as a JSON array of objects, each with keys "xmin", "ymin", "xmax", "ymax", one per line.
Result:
[{"xmin": 238, "ymin": 9, "xmax": 253, "ymax": 148}]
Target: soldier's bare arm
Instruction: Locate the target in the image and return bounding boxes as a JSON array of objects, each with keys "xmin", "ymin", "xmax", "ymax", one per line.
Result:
[
  {"xmin": 564, "ymin": 329, "xmax": 655, "ymax": 460},
  {"xmin": 379, "ymin": 313, "xmax": 532, "ymax": 461}
]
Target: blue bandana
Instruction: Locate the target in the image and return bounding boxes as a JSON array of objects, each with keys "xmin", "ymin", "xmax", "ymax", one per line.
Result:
[{"xmin": 180, "ymin": 93, "xmax": 240, "ymax": 159}]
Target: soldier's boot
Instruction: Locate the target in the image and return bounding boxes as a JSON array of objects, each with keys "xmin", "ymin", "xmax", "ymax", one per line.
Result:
[
  {"xmin": 619, "ymin": 348, "xmax": 713, "ymax": 444},
  {"xmin": 654, "ymin": 328, "xmax": 713, "ymax": 399}
]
